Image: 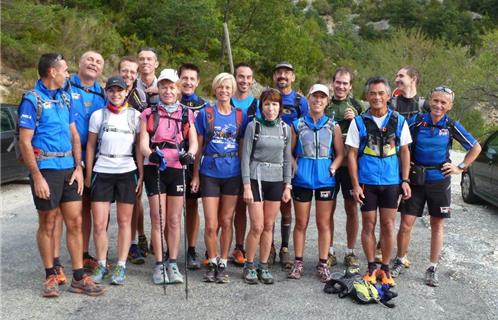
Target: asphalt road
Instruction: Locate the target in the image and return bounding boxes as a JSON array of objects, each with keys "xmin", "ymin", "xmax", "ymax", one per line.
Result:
[{"xmin": 1, "ymin": 151, "xmax": 497, "ymax": 320}]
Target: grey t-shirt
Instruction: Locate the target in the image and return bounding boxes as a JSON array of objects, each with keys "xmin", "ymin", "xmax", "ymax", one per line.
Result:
[{"xmin": 241, "ymin": 119, "xmax": 292, "ymax": 184}]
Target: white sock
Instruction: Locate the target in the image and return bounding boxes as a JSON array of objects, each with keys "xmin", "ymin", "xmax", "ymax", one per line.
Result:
[
  {"xmin": 219, "ymin": 258, "xmax": 228, "ymax": 268},
  {"xmin": 131, "ymin": 239, "xmax": 138, "ymax": 245},
  {"xmin": 429, "ymin": 262, "xmax": 438, "ymax": 269},
  {"xmin": 345, "ymin": 248, "xmax": 354, "ymax": 255},
  {"xmin": 98, "ymin": 260, "xmax": 106, "ymax": 268},
  {"xmin": 329, "ymin": 247, "xmax": 335, "ymax": 255},
  {"xmin": 397, "ymin": 256, "xmax": 406, "ymax": 264},
  {"xmin": 117, "ymin": 260, "xmax": 126, "ymax": 267},
  {"xmin": 209, "ymin": 257, "xmax": 218, "ymax": 265}
]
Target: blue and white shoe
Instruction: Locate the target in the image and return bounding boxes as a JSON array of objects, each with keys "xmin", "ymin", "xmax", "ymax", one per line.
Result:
[
  {"xmin": 91, "ymin": 264, "xmax": 109, "ymax": 284},
  {"xmin": 110, "ymin": 265, "xmax": 126, "ymax": 285}
]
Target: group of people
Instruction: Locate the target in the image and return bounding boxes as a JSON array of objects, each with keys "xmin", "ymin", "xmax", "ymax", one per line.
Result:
[{"xmin": 18, "ymin": 49, "xmax": 481, "ymax": 298}]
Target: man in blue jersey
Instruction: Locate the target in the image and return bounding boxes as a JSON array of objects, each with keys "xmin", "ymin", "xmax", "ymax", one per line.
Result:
[
  {"xmin": 271, "ymin": 61, "xmax": 309, "ymax": 269},
  {"xmin": 18, "ymin": 53, "xmax": 104, "ymax": 298},
  {"xmin": 346, "ymin": 76, "xmax": 412, "ymax": 287},
  {"xmin": 65, "ymin": 51, "xmax": 106, "ymax": 272},
  {"xmin": 392, "ymin": 86, "xmax": 481, "ymax": 286},
  {"xmin": 230, "ymin": 62, "xmax": 259, "ymax": 265},
  {"xmin": 178, "ymin": 63, "xmax": 207, "ymax": 269}
]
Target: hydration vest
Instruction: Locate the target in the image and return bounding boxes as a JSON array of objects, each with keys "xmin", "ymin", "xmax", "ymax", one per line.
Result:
[
  {"xmin": 283, "ymin": 94, "xmax": 303, "ymax": 118},
  {"xmin": 96, "ymin": 107, "xmax": 137, "ymax": 158},
  {"xmin": 15, "ymin": 90, "xmax": 72, "ymax": 162},
  {"xmin": 250, "ymin": 118, "xmax": 288, "ymax": 160},
  {"xmin": 146, "ymin": 104, "xmax": 190, "ymax": 152},
  {"xmin": 389, "ymin": 95, "xmax": 427, "ymax": 119},
  {"xmin": 296, "ymin": 116, "xmax": 335, "ymax": 160},
  {"xmin": 358, "ymin": 112, "xmax": 400, "ymax": 158}
]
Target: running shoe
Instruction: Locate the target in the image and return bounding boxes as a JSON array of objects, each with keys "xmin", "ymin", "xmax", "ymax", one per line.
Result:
[
  {"xmin": 203, "ymin": 262, "xmax": 217, "ymax": 282},
  {"xmin": 288, "ymin": 260, "xmax": 304, "ymax": 280},
  {"xmin": 55, "ymin": 265, "xmax": 67, "ymax": 285},
  {"xmin": 216, "ymin": 263, "xmax": 230, "ymax": 283},
  {"xmin": 110, "ymin": 265, "xmax": 126, "ymax": 285},
  {"xmin": 402, "ymin": 255, "xmax": 412, "ymax": 268},
  {"xmin": 268, "ymin": 245, "xmax": 277, "ymax": 265},
  {"xmin": 243, "ymin": 266, "xmax": 258, "ymax": 284},
  {"xmin": 128, "ymin": 244, "xmax": 145, "ymax": 265},
  {"xmin": 68, "ymin": 274, "xmax": 105, "ymax": 296},
  {"xmin": 91, "ymin": 264, "xmax": 109, "ymax": 284},
  {"xmin": 138, "ymin": 235, "xmax": 149, "ymax": 257},
  {"xmin": 279, "ymin": 247, "xmax": 292, "ymax": 270},
  {"xmin": 391, "ymin": 258, "xmax": 405, "ymax": 278},
  {"xmin": 167, "ymin": 264, "xmax": 184, "ymax": 284},
  {"xmin": 83, "ymin": 255, "xmax": 99, "ymax": 273},
  {"xmin": 327, "ymin": 252, "xmax": 337, "ymax": 268},
  {"xmin": 425, "ymin": 266, "xmax": 439, "ymax": 287},
  {"xmin": 363, "ymin": 268, "xmax": 378, "ymax": 285},
  {"xmin": 231, "ymin": 248, "xmax": 247, "ymax": 266},
  {"xmin": 187, "ymin": 251, "xmax": 201, "ymax": 270},
  {"xmin": 316, "ymin": 263, "xmax": 331, "ymax": 283},
  {"xmin": 374, "ymin": 247, "xmax": 382, "ymax": 264},
  {"xmin": 378, "ymin": 269, "xmax": 395, "ymax": 287},
  {"xmin": 152, "ymin": 263, "xmax": 169, "ymax": 285},
  {"xmin": 42, "ymin": 275, "xmax": 60, "ymax": 298},
  {"xmin": 257, "ymin": 266, "xmax": 274, "ymax": 285},
  {"xmin": 344, "ymin": 253, "xmax": 359, "ymax": 268}
]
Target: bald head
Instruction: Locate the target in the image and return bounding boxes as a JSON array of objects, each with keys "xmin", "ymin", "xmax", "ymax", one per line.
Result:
[{"xmin": 78, "ymin": 51, "xmax": 104, "ymax": 83}]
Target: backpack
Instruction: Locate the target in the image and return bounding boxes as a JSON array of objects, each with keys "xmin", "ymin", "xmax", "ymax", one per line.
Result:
[
  {"xmin": 96, "ymin": 107, "xmax": 137, "ymax": 158},
  {"xmin": 15, "ymin": 90, "xmax": 71, "ymax": 163},
  {"xmin": 250, "ymin": 118, "xmax": 288, "ymax": 160},
  {"xmin": 282, "ymin": 94, "xmax": 303, "ymax": 118},
  {"xmin": 205, "ymin": 104, "xmax": 244, "ymax": 143},
  {"xmin": 146, "ymin": 104, "xmax": 190, "ymax": 151},
  {"xmin": 349, "ymin": 97, "xmax": 363, "ymax": 115},
  {"xmin": 389, "ymin": 95, "xmax": 427, "ymax": 119},
  {"xmin": 410, "ymin": 113, "xmax": 456, "ymax": 163}
]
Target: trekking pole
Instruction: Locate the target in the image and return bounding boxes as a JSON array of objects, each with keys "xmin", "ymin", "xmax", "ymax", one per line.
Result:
[
  {"xmin": 182, "ymin": 163, "xmax": 189, "ymax": 300},
  {"xmin": 156, "ymin": 165, "xmax": 167, "ymax": 295}
]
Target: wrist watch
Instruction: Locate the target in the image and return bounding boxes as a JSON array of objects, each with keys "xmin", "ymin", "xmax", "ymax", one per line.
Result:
[
  {"xmin": 401, "ymin": 179, "xmax": 410, "ymax": 185},
  {"xmin": 457, "ymin": 162, "xmax": 467, "ymax": 170},
  {"xmin": 285, "ymin": 184, "xmax": 293, "ymax": 190}
]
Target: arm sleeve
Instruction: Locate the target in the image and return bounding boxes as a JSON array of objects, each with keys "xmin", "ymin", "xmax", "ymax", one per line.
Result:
[
  {"xmin": 17, "ymin": 98, "xmax": 37, "ymax": 129},
  {"xmin": 345, "ymin": 118, "xmax": 360, "ymax": 148},
  {"xmin": 282, "ymin": 123, "xmax": 292, "ymax": 184},
  {"xmin": 452, "ymin": 121, "xmax": 477, "ymax": 151},
  {"xmin": 241, "ymin": 121, "xmax": 255, "ymax": 184}
]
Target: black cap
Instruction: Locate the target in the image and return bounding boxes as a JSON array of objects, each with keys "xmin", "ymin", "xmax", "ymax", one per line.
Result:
[
  {"xmin": 105, "ymin": 76, "xmax": 127, "ymax": 90},
  {"xmin": 273, "ymin": 61, "xmax": 294, "ymax": 72}
]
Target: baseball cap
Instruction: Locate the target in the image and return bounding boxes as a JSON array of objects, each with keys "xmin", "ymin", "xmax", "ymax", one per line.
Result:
[
  {"xmin": 273, "ymin": 61, "xmax": 294, "ymax": 72},
  {"xmin": 105, "ymin": 76, "xmax": 127, "ymax": 90},
  {"xmin": 157, "ymin": 68, "xmax": 179, "ymax": 84},
  {"xmin": 308, "ymin": 84, "xmax": 330, "ymax": 97}
]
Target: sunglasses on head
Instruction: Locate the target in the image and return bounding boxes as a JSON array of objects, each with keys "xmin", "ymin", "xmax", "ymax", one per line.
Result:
[{"xmin": 432, "ymin": 86, "xmax": 455, "ymax": 100}]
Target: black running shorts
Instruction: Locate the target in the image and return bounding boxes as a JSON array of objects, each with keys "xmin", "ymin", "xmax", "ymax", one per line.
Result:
[
  {"xmin": 360, "ymin": 184, "xmax": 400, "ymax": 212},
  {"xmin": 250, "ymin": 180, "xmax": 284, "ymax": 202},
  {"xmin": 30, "ymin": 169, "xmax": 82, "ymax": 211},
  {"xmin": 143, "ymin": 165, "xmax": 185, "ymax": 197},
  {"xmin": 200, "ymin": 174, "xmax": 241, "ymax": 197},
  {"xmin": 333, "ymin": 166, "xmax": 354, "ymax": 200},
  {"xmin": 90, "ymin": 170, "xmax": 137, "ymax": 204},
  {"xmin": 292, "ymin": 186, "xmax": 337, "ymax": 202},
  {"xmin": 185, "ymin": 163, "xmax": 201, "ymax": 199},
  {"xmin": 400, "ymin": 177, "xmax": 451, "ymax": 218}
]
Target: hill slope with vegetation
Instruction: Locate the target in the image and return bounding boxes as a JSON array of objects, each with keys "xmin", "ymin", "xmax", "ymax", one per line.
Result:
[{"xmin": 1, "ymin": 0, "xmax": 497, "ymax": 135}]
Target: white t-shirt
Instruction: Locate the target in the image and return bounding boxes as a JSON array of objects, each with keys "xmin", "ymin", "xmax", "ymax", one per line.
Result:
[
  {"xmin": 345, "ymin": 113, "xmax": 412, "ymax": 148},
  {"xmin": 89, "ymin": 108, "xmax": 141, "ymax": 174}
]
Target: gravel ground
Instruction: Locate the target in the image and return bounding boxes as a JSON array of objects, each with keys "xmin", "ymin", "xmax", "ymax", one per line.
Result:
[{"xmin": 1, "ymin": 151, "xmax": 496, "ymax": 320}]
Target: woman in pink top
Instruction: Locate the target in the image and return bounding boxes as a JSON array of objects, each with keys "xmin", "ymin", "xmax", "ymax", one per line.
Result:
[{"xmin": 139, "ymin": 69, "xmax": 198, "ymax": 284}]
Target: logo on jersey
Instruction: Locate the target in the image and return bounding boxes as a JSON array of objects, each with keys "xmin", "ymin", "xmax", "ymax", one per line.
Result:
[
  {"xmin": 439, "ymin": 129, "xmax": 449, "ymax": 136},
  {"xmin": 71, "ymin": 93, "xmax": 81, "ymax": 100},
  {"xmin": 43, "ymin": 102, "xmax": 52, "ymax": 109}
]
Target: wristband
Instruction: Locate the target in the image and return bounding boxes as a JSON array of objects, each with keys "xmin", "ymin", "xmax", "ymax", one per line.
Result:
[{"xmin": 401, "ymin": 179, "xmax": 410, "ymax": 185}]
